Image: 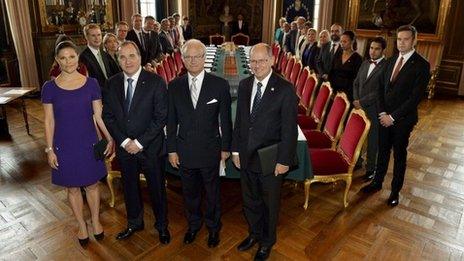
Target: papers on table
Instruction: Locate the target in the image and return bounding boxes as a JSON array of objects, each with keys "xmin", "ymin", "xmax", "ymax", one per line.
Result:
[
  {"xmin": 4, "ymin": 89, "xmax": 30, "ymax": 95},
  {"xmin": 205, "ymin": 68, "xmax": 211, "ymax": 73},
  {"xmin": 204, "ymin": 64, "xmax": 213, "ymax": 68},
  {"xmin": 298, "ymin": 126, "xmax": 306, "ymax": 141},
  {"xmin": 205, "ymin": 58, "xmax": 214, "ymax": 63},
  {"xmin": 0, "ymin": 97, "xmax": 10, "ymax": 103}
]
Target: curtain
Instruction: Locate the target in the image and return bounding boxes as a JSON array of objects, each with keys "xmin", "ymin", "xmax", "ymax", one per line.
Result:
[
  {"xmin": 318, "ymin": 0, "xmax": 334, "ymax": 32},
  {"xmin": 4, "ymin": 0, "xmax": 39, "ymax": 88},
  {"xmin": 121, "ymin": 0, "xmax": 138, "ymax": 25}
]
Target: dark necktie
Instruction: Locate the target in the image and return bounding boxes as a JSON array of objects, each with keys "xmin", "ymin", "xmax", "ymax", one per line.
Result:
[
  {"xmin": 250, "ymin": 82, "xmax": 263, "ymax": 122},
  {"xmin": 391, "ymin": 56, "xmax": 404, "ymax": 82},
  {"xmin": 369, "ymin": 60, "xmax": 377, "ymax": 65},
  {"xmin": 330, "ymin": 43, "xmax": 336, "ymax": 56},
  {"xmin": 139, "ymin": 32, "xmax": 145, "ymax": 51},
  {"xmin": 124, "ymin": 78, "xmax": 134, "ymax": 113}
]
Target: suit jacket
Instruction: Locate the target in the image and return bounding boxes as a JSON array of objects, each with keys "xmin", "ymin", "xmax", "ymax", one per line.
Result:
[
  {"xmin": 231, "ymin": 20, "xmax": 249, "ymax": 36},
  {"xmin": 231, "ymin": 72, "xmax": 298, "ymax": 172},
  {"xmin": 159, "ymin": 31, "xmax": 174, "ymax": 54},
  {"xmin": 126, "ymin": 29, "xmax": 150, "ymax": 64},
  {"xmin": 378, "ymin": 51, "xmax": 430, "ymax": 126},
  {"xmin": 288, "ymin": 29, "xmax": 298, "ymax": 55},
  {"xmin": 274, "ymin": 28, "xmax": 284, "ymax": 46},
  {"xmin": 302, "ymin": 42, "xmax": 319, "ymax": 72},
  {"xmin": 182, "ymin": 24, "xmax": 193, "ymax": 41},
  {"xmin": 79, "ymin": 47, "xmax": 120, "ymax": 90},
  {"xmin": 167, "ymin": 73, "xmax": 232, "ymax": 168},
  {"xmin": 316, "ymin": 42, "xmax": 342, "ymax": 76},
  {"xmin": 102, "ymin": 69, "xmax": 168, "ymax": 157},
  {"xmin": 282, "ymin": 32, "xmax": 292, "ymax": 53},
  {"xmin": 353, "ymin": 58, "xmax": 387, "ymax": 108},
  {"xmin": 146, "ymin": 31, "xmax": 163, "ymax": 62}
]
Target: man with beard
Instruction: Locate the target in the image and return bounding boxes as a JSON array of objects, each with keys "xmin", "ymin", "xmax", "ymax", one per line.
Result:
[{"xmin": 316, "ymin": 23, "xmax": 343, "ymax": 81}]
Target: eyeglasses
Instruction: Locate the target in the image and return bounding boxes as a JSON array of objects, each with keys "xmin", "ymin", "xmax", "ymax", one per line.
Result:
[
  {"xmin": 249, "ymin": 59, "xmax": 268, "ymax": 65},
  {"xmin": 183, "ymin": 54, "xmax": 205, "ymax": 62}
]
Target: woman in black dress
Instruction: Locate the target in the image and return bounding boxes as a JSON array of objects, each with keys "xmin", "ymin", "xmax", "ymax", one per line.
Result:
[{"xmin": 329, "ymin": 30, "xmax": 362, "ymax": 101}]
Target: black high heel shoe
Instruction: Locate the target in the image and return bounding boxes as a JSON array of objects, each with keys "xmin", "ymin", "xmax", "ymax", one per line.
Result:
[
  {"xmin": 94, "ymin": 231, "xmax": 105, "ymax": 241},
  {"xmin": 78, "ymin": 237, "xmax": 89, "ymax": 247}
]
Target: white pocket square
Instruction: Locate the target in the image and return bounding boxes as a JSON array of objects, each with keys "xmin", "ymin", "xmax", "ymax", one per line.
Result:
[{"xmin": 207, "ymin": 99, "xmax": 218, "ymax": 104}]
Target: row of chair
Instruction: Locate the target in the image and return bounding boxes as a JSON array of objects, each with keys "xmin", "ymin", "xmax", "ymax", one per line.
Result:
[
  {"xmin": 153, "ymin": 51, "xmax": 185, "ymax": 83},
  {"xmin": 273, "ymin": 43, "xmax": 372, "ymax": 209},
  {"xmin": 209, "ymin": 33, "xmax": 250, "ymax": 46}
]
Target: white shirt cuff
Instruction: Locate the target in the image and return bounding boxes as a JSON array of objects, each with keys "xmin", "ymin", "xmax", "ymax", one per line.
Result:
[
  {"xmin": 232, "ymin": 152, "xmax": 239, "ymax": 156},
  {"xmin": 389, "ymin": 115, "xmax": 395, "ymax": 122},
  {"xmin": 121, "ymin": 138, "xmax": 130, "ymax": 148},
  {"xmin": 379, "ymin": 112, "xmax": 387, "ymax": 116},
  {"xmin": 134, "ymin": 139, "xmax": 143, "ymax": 150}
]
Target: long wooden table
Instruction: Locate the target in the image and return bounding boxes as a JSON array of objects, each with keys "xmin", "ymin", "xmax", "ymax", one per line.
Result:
[{"xmin": 0, "ymin": 87, "xmax": 36, "ymax": 138}]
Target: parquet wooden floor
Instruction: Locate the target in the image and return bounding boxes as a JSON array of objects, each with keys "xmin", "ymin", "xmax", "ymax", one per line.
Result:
[{"xmin": 1, "ymin": 97, "xmax": 464, "ymax": 260}]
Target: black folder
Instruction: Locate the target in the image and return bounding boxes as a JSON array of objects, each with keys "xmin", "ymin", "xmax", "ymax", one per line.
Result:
[{"xmin": 257, "ymin": 143, "xmax": 298, "ymax": 176}]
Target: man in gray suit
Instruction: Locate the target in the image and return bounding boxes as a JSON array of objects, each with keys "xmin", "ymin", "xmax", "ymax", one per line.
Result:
[
  {"xmin": 353, "ymin": 37, "xmax": 387, "ymax": 180},
  {"xmin": 316, "ymin": 23, "xmax": 343, "ymax": 81}
]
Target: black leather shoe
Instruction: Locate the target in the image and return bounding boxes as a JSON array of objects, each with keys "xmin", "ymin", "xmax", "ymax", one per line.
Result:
[
  {"xmin": 116, "ymin": 226, "xmax": 143, "ymax": 240},
  {"xmin": 363, "ymin": 171, "xmax": 375, "ymax": 180},
  {"xmin": 78, "ymin": 237, "xmax": 89, "ymax": 247},
  {"xmin": 254, "ymin": 246, "xmax": 271, "ymax": 261},
  {"xmin": 207, "ymin": 231, "xmax": 220, "ymax": 248},
  {"xmin": 183, "ymin": 230, "xmax": 197, "ymax": 244},
  {"xmin": 361, "ymin": 181, "xmax": 382, "ymax": 193},
  {"xmin": 387, "ymin": 193, "xmax": 399, "ymax": 207},
  {"xmin": 237, "ymin": 236, "xmax": 258, "ymax": 251},
  {"xmin": 94, "ymin": 231, "xmax": 104, "ymax": 241},
  {"xmin": 158, "ymin": 229, "xmax": 171, "ymax": 244}
]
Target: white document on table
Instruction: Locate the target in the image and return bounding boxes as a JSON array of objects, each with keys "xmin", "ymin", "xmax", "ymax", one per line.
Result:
[
  {"xmin": 0, "ymin": 97, "xmax": 10, "ymax": 103},
  {"xmin": 219, "ymin": 160, "xmax": 226, "ymax": 176},
  {"xmin": 298, "ymin": 125, "xmax": 306, "ymax": 141},
  {"xmin": 4, "ymin": 89, "xmax": 29, "ymax": 95}
]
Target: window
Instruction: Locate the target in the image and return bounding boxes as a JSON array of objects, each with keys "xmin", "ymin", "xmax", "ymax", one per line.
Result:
[
  {"xmin": 139, "ymin": 0, "xmax": 157, "ymax": 19},
  {"xmin": 313, "ymin": 0, "xmax": 320, "ymax": 30}
]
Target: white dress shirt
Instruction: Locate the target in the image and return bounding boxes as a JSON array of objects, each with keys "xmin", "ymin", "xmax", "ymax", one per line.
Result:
[
  {"xmin": 88, "ymin": 45, "xmax": 101, "ymax": 60},
  {"xmin": 250, "ymin": 70, "xmax": 272, "ymax": 112},
  {"xmin": 367, "ymin": 56, "xmax": 385, "ymax": 78},
  {"xmin": 188, "ymin": 70, "xmax": 205, "ymax": 103},
  {"xmin": 390, "ymin": 49, "xmax": 415, "ymax": 81},
  {"xmin": 120, "ymin": 66, "xmax": 144, "ymax": 150}
]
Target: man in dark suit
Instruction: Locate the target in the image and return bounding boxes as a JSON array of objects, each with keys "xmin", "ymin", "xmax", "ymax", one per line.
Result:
[
  {"xmin": 362, "ymin": 25, "xmax": 430, "ymax": 207},
  {"xmin": 159, "ymin": 18, "xmax": 174, "ymax": 55},
  {"xmin": 288, "ymin": 21, "xmax": 298, "ymax": 55},
  {"xmin": 126, "ymin": 14, "xmax": 151, "ymax": 65},
  {"xmin": 102, "ymin": 41, "xmax": 170, "ymax": 244},
  {"xmin": 353, "ymin": 37, "xmax": 387, "ymax": 181},
  {"xmin": 143, "ymin": 15, "xmax": 163, "ymax": 62},
  {"xmin": 79, "ymin": 23, "xmax": 120, "ymax": 90},
  {"xmin": 281, "ymin": 22, "xmax": 292, "ymax": 54},
  {"xmin": 231, "ymin": 14, "xmax": 249, "ymax": 36},
  {"xmin": 316, "ymin": 23, "xmax": 343, "ymax": 81},
  {"xmin": 231, "ymin": 43, "xmax": 298, "ymax": 260},
  {"xmin": 182, "ymin": 16, "xmax": 193, "ymax": 41},
  {"xmin": 167, "ymin": 39, "xmax": 232, "ymax": 248}
]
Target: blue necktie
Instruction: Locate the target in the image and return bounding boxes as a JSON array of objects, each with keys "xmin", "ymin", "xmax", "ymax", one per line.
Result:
[
  {"xmin": 124, "ymin": 78, "xmax": 134, "ymax": 113},
  {"xmin": 250, "ymin": 82, "xmax": 263, "ymax": 122}
]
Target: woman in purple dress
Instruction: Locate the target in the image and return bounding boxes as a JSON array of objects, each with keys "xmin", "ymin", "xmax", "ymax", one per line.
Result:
[{"xmin": 42, "ymin": 41, "xmax": 114, "ymax": 247}]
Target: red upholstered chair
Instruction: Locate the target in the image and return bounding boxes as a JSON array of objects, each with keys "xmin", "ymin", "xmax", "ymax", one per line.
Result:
[
  {"xmin": 295, "ymin": 67, "xmax": 310, "ymax": 98},
  {"xmin": 284, "ymin": 56, "xmax": 295, "ymax": 80},
  {"xmin": 155, "ymin": 63, "xmax": 168, "ymax": 83},
  {"xmin": 304, "ymin": 109, "xmax": 371, "ymax": 209},
  {"xmin": 298, "ymin": 81, "xmax": 332, "ymax": 130},
  {"xmin": 303, "ymin": 92, "xmax": 350, "ymax": 149},
  {"xmin": 167, "ymin": 54, "xmax": 177, "ymax": 78},
  {"xmin": 297, "ymin": 73, "xmax": 318, "ymax": 115},
  {"xmin": 209, "ymin": 34, "xmax": 225, "ymax": 45},
  {"xmin": 289, "ymin": 61, "xmax": 302, "ymax": 86},
  {"xmin": 277, "ymin": 51, "xmax": 289, "ymax": 74},
  {"xmin": 231, "ymin": 33, "xmax": 250, "ymax": 45},
  {"xmin": 163, "ymin": 59, "xmax": 173, "ymax": 82},
  {"xmin": 272, "ymin": 44, "xmax": 281, "ymax": 68}
]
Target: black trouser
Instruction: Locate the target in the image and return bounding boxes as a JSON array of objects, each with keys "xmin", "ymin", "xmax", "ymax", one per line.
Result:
[
  {"xmin": 118, "ymin": 150, "xmax": 168, "ymax": 231},
  {"xmin": 179, "ymin": 164, "xmax": 221, "ymax": 233},
  {"xmin": 374, "ymin": 122, "xmax": 415, "ymax": 195},
  {"xmin": 240, "ymin": 169, "xmax": 283, "ymax": 248},
  {"xmin": 364, "ymin": 105, "xmax": 379, "ymax": 172}
]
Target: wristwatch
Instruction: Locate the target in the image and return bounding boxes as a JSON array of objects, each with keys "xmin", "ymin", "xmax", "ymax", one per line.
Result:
[{"xmin": 44, "ymin": 147, "xmax": 53, "ymax": 153}]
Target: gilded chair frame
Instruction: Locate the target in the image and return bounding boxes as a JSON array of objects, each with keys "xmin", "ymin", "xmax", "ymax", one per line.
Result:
[
  {"xmin": 289, "ymin": 60, "xmax": 303, "ymax": 86},
  {"xmin": 299, "ymin": 72, "xmax": 318, "ymax": 116},
  {"xmin": 323, "ymin": 92, "xmax": 351, "ymax": 150},
  {"xmin": 303, "ymin": 109, "xmax": 371, "ymax": 209},
  {"xmin": 308, "ymin": 81, "xmax": 331, "ymax": 128},
  {"xmin": 295, "ymin": 66, "xmax": 310, "ymax": 99}
]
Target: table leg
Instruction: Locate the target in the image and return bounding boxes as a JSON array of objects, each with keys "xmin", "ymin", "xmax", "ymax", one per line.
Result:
[
  {"xmin": 21, "ymin": 98, "xmax": 30, "ymax": 135},
  {"xmin": 0, "ymin": 105, "xmax": 11, "ymax": 138}
]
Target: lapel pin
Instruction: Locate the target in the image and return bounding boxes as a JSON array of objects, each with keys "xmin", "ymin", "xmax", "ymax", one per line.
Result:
[{"xmin": 271, "ymin": 88, "xmax": 274, "ymax": 91}]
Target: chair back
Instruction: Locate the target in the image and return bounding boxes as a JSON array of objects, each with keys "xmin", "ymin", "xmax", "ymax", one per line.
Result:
[
  {"xmin": 337, "ymin": 109, "xmax": 371, "ymax": 166},
  {"xmin": 300, "ymin": 73, "xmax": 318, "ymax": 114},
  {"xmin": 278, "ymin": 52, "xmax": 289, "ymax": 73},
  {"xmin": 310, "ymin": 81, "xmax": 332, "ymax": 129},
  {"xmin": 295, "ymin": 67, "xmax": 309, "ymax": 97},
  {"xmin": 209, "ymin": 34, "xmax": 225, "ymax": 45},
  {"xmin": 284, "ymin": 56, "xmax": 295, "ymax": 80},
  {"xmin": 272, "ymin": 44, "xmax": 281, "ymax": 67},
  {"xmin": 289, "ymin": 61, "xmax": 302, "ymax": 85},
  {"xmin": 173, "ymin": 51, "xmax": 184, "ymax": 75},
  {"xmin": 167, "ymin": 54, "xmax": 177, "ymax": 77},
  {"xmin": 231, "ymin": 33, "xmax": 250, "ymax": 45},
  {"xmin": 323, "ymin": 92, "xmax": 350, "ymax": 149},
  {"xmin": 155, "ymin": 63, "xmax": 168, "ymax": 83},
  {"xmin": 162, "ymin": 59, "xmax": 173, "ymax": 82}
]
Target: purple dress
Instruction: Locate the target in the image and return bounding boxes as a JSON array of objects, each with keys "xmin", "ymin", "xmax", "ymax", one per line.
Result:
[{"xmin": 41, "ymin": 77, "xmax": 106, "ymax": 187}]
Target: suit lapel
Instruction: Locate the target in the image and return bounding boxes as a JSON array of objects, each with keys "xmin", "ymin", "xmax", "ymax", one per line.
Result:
[
  {"xmin": 181, "ymin": 75, "xmax": 195, "ymax": 111},
  {"xmin": 244, "ymin": 77, "xmax": 253, "ymax": 123},
  {"xmin": 252, "ymin": 73, "xmax": 278, "ymax": 118},
  {"xmin": 116, "ymin": 73, "xmax": 125, "ymax": 111},
  {"xmin": 365, "ymin": 59, "xmax": 386, "ymax": 83},
  {"xmin": 128, "ymin": 70, "xmax": 147, "ymax": 113},
  {"xmin": 195, "ymin": 73, "xmax": 211, "ymax": 110},
  {"xmin": 392, "ymin": 52, "xmax": 417, "ymax": 84}
]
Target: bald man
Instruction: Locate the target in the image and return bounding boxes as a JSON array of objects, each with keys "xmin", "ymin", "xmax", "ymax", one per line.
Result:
[
  {"xmin": 167, "ymin": 39, "xmax": 232, "ymax": 248},
  {"xmin": 231, "ymin": 43, "xmax": 298, "ymax": 260}
]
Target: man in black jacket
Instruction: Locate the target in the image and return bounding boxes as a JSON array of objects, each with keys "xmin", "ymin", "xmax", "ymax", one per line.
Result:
[
  {"xmin": 167, "ymin": 39, "xmax": 232, "ymax": 248},
  {"xmin": 231, "ymin": 43, "xmax": 298, "ymax": 260},
  {"xmin": 103, "ymin": 41, "xmax": 170, "ymax": 244},
  {"xmin": 362, "ymin": 25, "xmax": 430, "ymax": 207}
]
